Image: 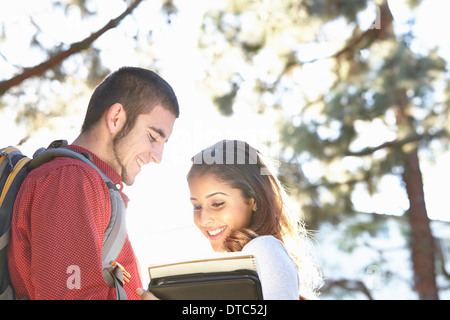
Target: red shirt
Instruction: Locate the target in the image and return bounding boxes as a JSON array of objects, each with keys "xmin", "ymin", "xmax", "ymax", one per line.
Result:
[{"xmin": 7, "ymin": 145, "xmax": 142, "ymax": 300}]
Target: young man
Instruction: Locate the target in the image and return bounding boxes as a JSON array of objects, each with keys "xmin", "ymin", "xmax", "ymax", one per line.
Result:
[{"xmin": 7, "ymin": 67, "xmax": 179, "ymax": 300}]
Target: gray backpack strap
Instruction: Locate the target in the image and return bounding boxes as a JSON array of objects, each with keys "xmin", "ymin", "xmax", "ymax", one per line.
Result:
[
  {"xmin": 101, "ymin": 183, "xmax": 128, "ymax": 300},
  {"xmin": 29, "ymin": 144, "xmax": 128, "ymax": 300},
  {"xmin": 0, "ymin": 285, "xmax": 14, "ymax": 300}
]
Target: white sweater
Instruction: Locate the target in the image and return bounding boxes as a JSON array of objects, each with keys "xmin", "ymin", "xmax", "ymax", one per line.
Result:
[{"xmin": 242, "ymin": 235, "xmax": 299, "ymax": 300}]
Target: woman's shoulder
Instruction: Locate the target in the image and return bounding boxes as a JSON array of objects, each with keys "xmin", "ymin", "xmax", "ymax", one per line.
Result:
[
  {"xmin": 242, "ymin": 236, "xmax": 300, "ymax": 299},
  {"xmin": 243, "ymin": 235, "xmax": 282, "ymax": 248},
  {"xmin": 242, "ymin": 235, "xmax": 291, "ymax": 259}
]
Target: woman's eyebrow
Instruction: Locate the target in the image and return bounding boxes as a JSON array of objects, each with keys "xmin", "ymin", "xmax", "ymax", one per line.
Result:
[
  {"xmin": 206, "ymin": 192, "xmax": 229, "ymax": 199},
  {"xmin": 190, "ymin": 192, "xmax": 229, "ymax": 201}
]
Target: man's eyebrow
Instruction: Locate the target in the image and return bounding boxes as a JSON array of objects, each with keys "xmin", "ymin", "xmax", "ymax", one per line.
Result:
[{"xmin": 148, "ymin": 126, "xmax": 167, "ymax": 140}]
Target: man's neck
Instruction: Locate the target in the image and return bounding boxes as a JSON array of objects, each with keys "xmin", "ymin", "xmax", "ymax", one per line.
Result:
[{"xmin": 72, "ymin": 131, "xmax": 116, "ymax": 172}]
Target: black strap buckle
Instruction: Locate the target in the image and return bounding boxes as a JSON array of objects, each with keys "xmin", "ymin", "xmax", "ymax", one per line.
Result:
[{"xmin": 47, "ymin": 140, "xmax": 68, "ymax": 149}]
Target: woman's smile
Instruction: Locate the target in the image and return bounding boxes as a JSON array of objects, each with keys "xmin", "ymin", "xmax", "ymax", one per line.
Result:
[
  {"xmin": 206, "ymin": 226, "xmax": 227, "ymax": 239},
  {"xmin": 189, "ymin": 173, "xmax": 255, "ymax": 251}
]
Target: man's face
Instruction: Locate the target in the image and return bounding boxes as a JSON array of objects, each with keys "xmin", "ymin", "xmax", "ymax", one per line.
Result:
[{"xmin": 112, "ymin": 105, "xmax": 176, "ymax": 185}]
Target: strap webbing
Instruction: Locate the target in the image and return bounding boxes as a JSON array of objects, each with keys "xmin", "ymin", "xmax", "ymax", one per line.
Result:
[{"xmin": 0, "ymin": 157, "xmax": 30, "ymax": 206}]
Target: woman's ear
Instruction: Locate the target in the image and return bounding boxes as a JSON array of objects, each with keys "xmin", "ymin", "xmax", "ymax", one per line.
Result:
[
  {"xmin": 106, "ymin": 103, "xmax": 126, "ymax": 135},
  {"xmin": 252, "ymin": 199, "xmax": 257, "ymax": 213}
]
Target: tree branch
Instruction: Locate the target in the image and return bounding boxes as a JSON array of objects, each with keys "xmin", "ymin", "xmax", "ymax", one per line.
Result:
[
  {"xmin": 436, "ymin": 239, "xmax": 450, "ymax": 280},
  {"xmin": 0, "ymin": 0, "xmax": 144, "ymax": 96},
  {"xmin": 322, "ymin": 278, "xmax": 374, "ymax": 300},
  {"xmin": 272, "ymin": 1, "xmax": 394, "ymax": 92},
  {"xmin": 345, "ymin": 130, "xmax": 449, "ymax": 157}
]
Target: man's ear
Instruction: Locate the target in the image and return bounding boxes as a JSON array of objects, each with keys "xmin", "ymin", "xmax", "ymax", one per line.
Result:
[{"xmin": 106, "ymin": 103, "xmax": 126, "ymax": 135}]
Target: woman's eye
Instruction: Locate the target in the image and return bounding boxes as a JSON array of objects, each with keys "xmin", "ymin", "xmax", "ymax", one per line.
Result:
[
  {"xmin": 212, "ymin": 202, "xmax": 225, "ymax": 208},
  {"xmin": 193, "ymin": 205, "xmax": 201, "ymax": 211}
]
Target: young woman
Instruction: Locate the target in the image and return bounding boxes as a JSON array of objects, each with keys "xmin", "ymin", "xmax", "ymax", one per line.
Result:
[{"xmin": 186, "ymin": 140, "xmax": 322, "ymax": 300}]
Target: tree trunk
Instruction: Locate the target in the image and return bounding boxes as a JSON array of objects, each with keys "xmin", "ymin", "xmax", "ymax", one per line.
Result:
[
  {"xmin": 395, "ymin": 88, "xmax": 439, "ymax": 300},
  {"xmin": 403, "ymin": 151, "xmax": 439, "ymax": 299}
]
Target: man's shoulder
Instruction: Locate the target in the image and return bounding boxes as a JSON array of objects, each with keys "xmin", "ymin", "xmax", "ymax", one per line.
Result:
[{"xmin": 26, "ymin": 155, "xmax": 103, "ymax": 184}]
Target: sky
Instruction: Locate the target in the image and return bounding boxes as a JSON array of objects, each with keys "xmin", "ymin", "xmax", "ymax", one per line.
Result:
[{"xmin": 1, "ymin": 0, "xmax": 450, "ymax": 286}]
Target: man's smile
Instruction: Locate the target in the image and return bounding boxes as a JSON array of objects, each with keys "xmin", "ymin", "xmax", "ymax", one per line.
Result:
[{"xmin": 136, "ymin": 156, "xmax": 145, "ymax": 169}]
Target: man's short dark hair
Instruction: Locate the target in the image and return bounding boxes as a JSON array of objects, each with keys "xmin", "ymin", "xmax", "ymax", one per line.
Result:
[{"xmin": 81, "ymin": 66, "xmax": 180, "ymax": 134}]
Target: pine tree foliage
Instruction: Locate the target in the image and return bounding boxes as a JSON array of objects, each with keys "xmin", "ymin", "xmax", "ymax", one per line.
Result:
[
  {"xmin": 1, "ymin": 0, "xmax": 449, "ymax": 299},
  {"xmin": 198, "ymin": 0, "xmax": 450, "ymax": 299}
]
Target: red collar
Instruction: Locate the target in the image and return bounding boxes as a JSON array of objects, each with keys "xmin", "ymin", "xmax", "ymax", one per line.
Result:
[{"xmin": 68, "ymin": 145, "xmax": 124, "ymax": 192}]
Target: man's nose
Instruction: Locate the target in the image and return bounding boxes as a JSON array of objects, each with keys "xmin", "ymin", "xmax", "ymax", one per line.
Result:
[{"xmin": 150, "ymin": 143, "xmax": 164, "ymax": 164}]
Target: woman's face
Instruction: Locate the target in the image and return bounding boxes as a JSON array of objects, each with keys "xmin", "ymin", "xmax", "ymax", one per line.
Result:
[{"xmin": 188, "ymin": 172, "xmax": 256, "ymax": 252}]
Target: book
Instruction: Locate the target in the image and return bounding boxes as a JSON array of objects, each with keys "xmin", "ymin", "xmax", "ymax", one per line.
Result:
[
  {"xmin": 147, "ymin": 253, "xmax": 263, "ymax": 300},
  {"xmin": 148, "ymin": 252, "xmax": 258, "ymax": 280}
]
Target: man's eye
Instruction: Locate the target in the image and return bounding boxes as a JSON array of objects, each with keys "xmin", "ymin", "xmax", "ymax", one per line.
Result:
[
  {"xmin": 149, "ymin": 133, "xmax": 157, "ymax": 142},
  {"xmin": 193, "ymin": 205, "xmax": 201, "ymax": 211}
]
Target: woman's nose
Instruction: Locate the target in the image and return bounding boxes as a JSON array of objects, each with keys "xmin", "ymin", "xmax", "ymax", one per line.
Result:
[{"xmin": 200, "ymin": 209, "xmax": 214, "ymax": 227}]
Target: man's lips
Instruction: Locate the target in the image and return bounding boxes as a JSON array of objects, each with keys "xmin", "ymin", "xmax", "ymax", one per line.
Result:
[{"xmin": 136, "ymin": 156, "xmax": 145, "ymax": 168}]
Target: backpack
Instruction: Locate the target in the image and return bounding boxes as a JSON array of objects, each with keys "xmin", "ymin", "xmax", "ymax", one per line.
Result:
[{"xmin": 0, "ymin": 140, "xmax": 128, "ymax": 300}]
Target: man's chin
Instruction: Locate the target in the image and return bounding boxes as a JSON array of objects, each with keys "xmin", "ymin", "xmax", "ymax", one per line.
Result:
[
  {"xmin": 121, "ymin": 170, "xmax": 137, "ymax": 186},
  {"xmin": 122, "ymin": 176, "xmax": 136, "ymax": 186}
]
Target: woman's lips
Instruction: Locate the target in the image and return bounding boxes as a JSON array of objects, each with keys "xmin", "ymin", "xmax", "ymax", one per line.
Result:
[{"xmin": 206, "ymin": 226, "xmax": 227, "ymax": 240}]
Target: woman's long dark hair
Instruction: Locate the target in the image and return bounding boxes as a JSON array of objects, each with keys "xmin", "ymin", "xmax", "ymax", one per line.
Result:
[{"xmin": 187, "ymin": 140, "xmax": 322, "ymax": 299}]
